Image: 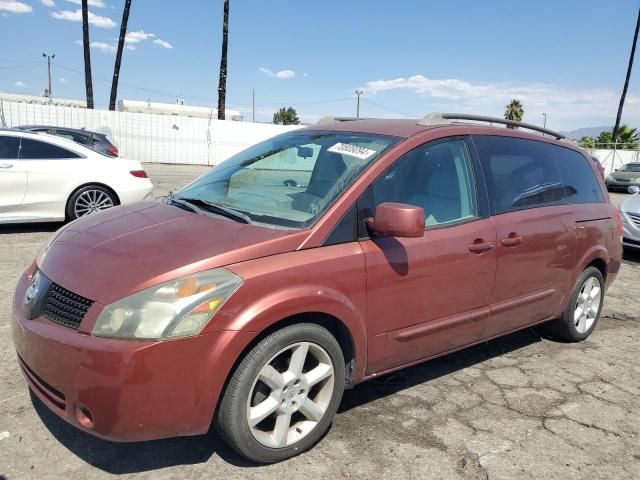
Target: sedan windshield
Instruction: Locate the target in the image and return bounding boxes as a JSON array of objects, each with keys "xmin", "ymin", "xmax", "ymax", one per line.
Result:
[
  {"xmin": 176, "ymin": 131, "xmax": 400, "ymax": 228},
  {"xmin": 621, "ymin": 163, "xmax": 640, "ymax": 173}
]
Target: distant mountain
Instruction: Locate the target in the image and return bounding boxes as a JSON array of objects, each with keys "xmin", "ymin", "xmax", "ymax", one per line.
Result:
[{"xmin": 561, "ymin": 126, "xmax": 611, "ymax": 139}]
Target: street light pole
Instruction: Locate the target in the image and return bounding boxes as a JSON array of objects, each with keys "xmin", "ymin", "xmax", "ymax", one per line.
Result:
[
  {"xmin": 355, "ymin": 90, "xmax": 363, "ymax": 118},
  {"xmin": 542, "ymin": 112, "xmax": 547, "ymax": 129},
  {"xmin": 42, "ymin": 52, "xmax": 55, "ymax": 98}
]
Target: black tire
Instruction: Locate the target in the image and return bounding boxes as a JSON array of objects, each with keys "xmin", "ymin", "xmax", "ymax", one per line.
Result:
[
  {"xmin": 548, "ymin": 266, "xmax": 605, "ymax": 342},
  {"xmin": 216, "ymin": 323, "xmax": 345, "ymax": 463},
  {"xmin": 66, "ymin": 185, "xmax": 118, "ymax": 221}
]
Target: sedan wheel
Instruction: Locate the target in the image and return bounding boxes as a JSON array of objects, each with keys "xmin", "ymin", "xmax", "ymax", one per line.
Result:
[{"xmin": 67, "ymin": 185, "xmax": 117, "ymax": 220}]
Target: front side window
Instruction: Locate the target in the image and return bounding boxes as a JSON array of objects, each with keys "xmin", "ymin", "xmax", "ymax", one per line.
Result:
[
  {"xmin": 177, "ymin": 131, "xmax": 400, "ymax": 228},
  {"xmin": 473, "ymin": 136, "xmax": 566, "ymax": 215},
  {"xmin": 19, "ymin": 138, "xmax": 80, "ymax": 159},
  {"xmin": 367, "ymin": 139, "xmax": 477, "ymax": 227},
  {"xmin": 0, "ymin": 136, "xmax": 20, "ymax": 159}
]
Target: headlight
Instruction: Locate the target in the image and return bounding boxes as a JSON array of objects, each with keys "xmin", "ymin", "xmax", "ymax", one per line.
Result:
[{"xmin": 92, "ymin": 269, "xmax": 242, "ymax": 340}]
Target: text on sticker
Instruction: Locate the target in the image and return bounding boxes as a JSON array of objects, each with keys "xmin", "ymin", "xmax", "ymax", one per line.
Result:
[{"xmin": 327, "ymin": 143, "xmax": 377, "ymax": 160}]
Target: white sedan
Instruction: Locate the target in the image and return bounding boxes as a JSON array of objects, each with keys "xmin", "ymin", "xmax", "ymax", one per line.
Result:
[{"xmin": 0, "ymin": 129, "xmax": 153, "ymax": 224}]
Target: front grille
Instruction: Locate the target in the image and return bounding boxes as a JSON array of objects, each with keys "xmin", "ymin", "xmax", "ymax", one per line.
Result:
[
  {"xmin": 628, "ymin": 212, "xmax": 640, "ymax": 229},
  {"xmin": 42, "ymin": 283, "xmax": 93, "ymax": 329}
]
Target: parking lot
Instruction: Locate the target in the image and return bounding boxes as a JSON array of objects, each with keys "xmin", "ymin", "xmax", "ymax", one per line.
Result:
[{"xmin": 1, "ymin": 163, "xmax": 639, "ymax": 480}]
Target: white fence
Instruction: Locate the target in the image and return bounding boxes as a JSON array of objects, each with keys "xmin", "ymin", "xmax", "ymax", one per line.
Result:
[
  {"xmin": 588, "ymin": 148, "xmax": 640, "ymax": 174},
  {"xmin": 0, "ymin": 100, "xmax": 301, "ymax": 166}
]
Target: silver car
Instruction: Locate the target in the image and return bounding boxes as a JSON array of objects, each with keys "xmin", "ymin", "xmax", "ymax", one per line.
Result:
[
  {"xmin": 606, "ymin": 162, "xmax": 640, "ymax": 191},
  {"xmin": 620, "ymin": 185, "xmax": 640, "ymax": 249}
]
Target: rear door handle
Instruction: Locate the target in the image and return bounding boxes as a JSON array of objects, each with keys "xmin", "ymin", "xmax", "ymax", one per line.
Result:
[
  {"xmin": 0, "ymin": 164, "xmax": 13, "ymax": 169},
  {"xmin": 501, "ymin": 235, "xmax": 523, "ymax": 247},
  {"xmin": 469, "ymin": 241, "xmax": 495, "ymax": 253}
]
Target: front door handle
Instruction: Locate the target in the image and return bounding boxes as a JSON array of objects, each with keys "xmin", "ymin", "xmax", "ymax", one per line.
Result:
[
  {"xmin": 0, "ymin": 164, "xmax": 13, "ymax": 169},
  {"xmin": 469, "ymin": 240, "xmax": 495, "ymax": 253},
  {"xmin": 501, "ymin": 235, "xmax": 523, "ymax": 247}
]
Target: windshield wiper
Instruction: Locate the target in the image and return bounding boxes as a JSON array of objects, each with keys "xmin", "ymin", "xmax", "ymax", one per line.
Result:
[{"xmin": 178, "ymin": 197, "xmax": 252, "ymax": 224}]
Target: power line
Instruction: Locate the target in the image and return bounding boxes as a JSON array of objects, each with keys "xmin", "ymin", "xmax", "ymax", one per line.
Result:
[{"xmin": 362, "ymin": 98, "xmax": 416, "ymax": 118}]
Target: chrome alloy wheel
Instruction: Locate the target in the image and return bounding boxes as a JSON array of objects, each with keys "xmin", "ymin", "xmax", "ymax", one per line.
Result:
[
  {"xmin": 574, "ymin": 276, "xmax": 602, "ymax": 334},
  {"xmin": 246, "ymin": 342, "xmax": 335, "ymax": 448},
  {"xmin": 74, "ymin": 189, "xmax": 114, "ymax": 217}
]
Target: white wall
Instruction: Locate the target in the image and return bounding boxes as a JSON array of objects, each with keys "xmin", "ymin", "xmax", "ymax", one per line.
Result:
[
  {"xmin": 0, "ymin": 100, "xmax": 301, "ymax": 165},
  {"xmin": 589, "ymin": 148, "xmax": 640, "ymax": 174}
]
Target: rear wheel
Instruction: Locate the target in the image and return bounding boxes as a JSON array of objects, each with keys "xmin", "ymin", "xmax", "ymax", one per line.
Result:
[
  {"xmin": 216, "ymin": 323, "xmax": 345, "ymax": 463},
  {"xmin": 67, "ymin": 185, "xmax": 117, "ymax": 220},
  {"xmin": 548, "ymin": 266, "xmax": 604, "ymax": 342}
]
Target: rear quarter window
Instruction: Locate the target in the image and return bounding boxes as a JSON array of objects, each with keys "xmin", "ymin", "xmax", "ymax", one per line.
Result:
[
  {"xmin": 554, "ymin": 147, "xmax": 605, "ymax": 204},
  {"xmin": 19, "ymin": 138, "xmax": 81, "ymax": 159},
  {"xmin": 0, "ymin": 136, "xmax": 20, "ymax": 158}
]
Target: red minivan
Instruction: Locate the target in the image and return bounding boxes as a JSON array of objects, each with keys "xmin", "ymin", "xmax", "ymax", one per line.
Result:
[{"xmin": 12, "ymin": 113, "xmax": 622, "ymax": 463}]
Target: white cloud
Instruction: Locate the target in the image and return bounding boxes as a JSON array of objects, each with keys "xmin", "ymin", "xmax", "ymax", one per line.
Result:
[
  {"xmin": 258, "ymin": 67, "xmax": 296, "ymax": 79},
  {"xmin": 75, "ymin": 39, "xmax": 115, "ymax": 53},
  {"xmin": 51, "ymin": 8, "xmax": 115, "ymax": 28},
  {"xmin": 152, "ymin": 38, "xmax": 172, "ymax": 49},
  {"xmin": 14, "ymin": 80, "xmax": 27, "ymax": 87},
  {"xmin": 66, "ymin": 0, "xmax": 105, "ymax": 7},
  {"xmin": 0, "ymin": 1, "xmax": 32, "ymax": 13},
  {"xmin": 41, "ymin": 0, "xmax": 56, "ymax": 7},
  {"xmin": 358, "ymin": 74, "xmax": 640, "ymax": 129},
  {"xmin": 126, "ymin": 30, "xmax": 154, "ymax": 44},
  {"xmin": 59, "ymin": 77, "xmax": 67, "ymax": 83}
]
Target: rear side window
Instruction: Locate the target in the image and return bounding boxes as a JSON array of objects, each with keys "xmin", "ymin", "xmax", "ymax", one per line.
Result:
[
  {"xmin": 19, "ymin": 138, "xmax": 81, "ymax": 159},
  {"xmin": 0, "ymin": 136, "xmax": 20, "ymax": 159},
  {"xmin": 554, "ymin": 147, "xmax": 604, "ymax": 204},
  {"xmin": 473, "ymin": 136, "xmax": 566, "ymax": 215}
]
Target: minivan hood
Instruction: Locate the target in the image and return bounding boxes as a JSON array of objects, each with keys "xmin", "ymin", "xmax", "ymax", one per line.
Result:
[{"xmin": 38, "ymin": 201, "xmax": 305, "ymax": 304}]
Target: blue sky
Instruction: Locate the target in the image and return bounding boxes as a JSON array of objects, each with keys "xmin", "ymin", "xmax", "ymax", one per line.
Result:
[{"xmin": 1, "ymin": 0, "xmax": 639, "ymax": 130}]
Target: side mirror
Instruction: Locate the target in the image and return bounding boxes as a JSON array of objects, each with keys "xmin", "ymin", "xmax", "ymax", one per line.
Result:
[
  {"xmin": 628, "ymin": 186, "xmax": 640, "ymax": 194},
  {"xmin": 366, "ymin": 202, "xmax": 425, "ymax": 238}
]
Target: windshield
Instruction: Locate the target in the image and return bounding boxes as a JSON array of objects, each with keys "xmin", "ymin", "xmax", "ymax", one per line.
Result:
[
  {"xmin": 621, "ymin": 163, "xmax": 640, "ymax": 173},
  {"xmin": 176, "ymin": 130, "xmax": 400, "ymax": 228}
]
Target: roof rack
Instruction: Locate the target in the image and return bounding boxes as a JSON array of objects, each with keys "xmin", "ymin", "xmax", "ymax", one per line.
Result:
[
  {"xmin": 315, "ymin": 116, "xmax": 372, "ymax": 126},
  {"xmin": 418, "ymin": 112, "xmax": 565, "ymax": 140}
]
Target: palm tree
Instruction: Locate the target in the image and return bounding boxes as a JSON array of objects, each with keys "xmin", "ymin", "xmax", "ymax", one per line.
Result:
[
  {"xmin": 613, "ymin": 8, "xmax": 639, "ymax": 143},
  {"xmin": 504, "ymin": 99, "xmax": 524, "ymax": 122},
  {"xmin": 109, "ymin": 0, "xmax": 132, "ymax": 111},
  {"xmin": 616, "ymin": 125, "xmax": 639, "ymax": 149},
  {"xmin": 217, "ymin": 0, "xmax": 230, "ymax": 120},
  {"xmin": 81, "ymin": 0, "xmax": 94, "ymax": 109}
]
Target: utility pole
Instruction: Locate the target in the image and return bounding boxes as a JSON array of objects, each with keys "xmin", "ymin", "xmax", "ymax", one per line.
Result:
[
  {"xmin": 613, "ymin": 7, "xmax": 640, "ymax": 143},
  {"xmin": 42, "ymin": 52, "xmax": 55, "ymax": 98},
  {"xmin": 542, "ymin": 112, "xmax": 547, "ymax": 129},
  {"xmin": 355, "ymin": 89, "xmax": 363, "ymax": 118},
  {"xmin": 252, "ymin": 89, "xmax": 255, "ymax": 123}
]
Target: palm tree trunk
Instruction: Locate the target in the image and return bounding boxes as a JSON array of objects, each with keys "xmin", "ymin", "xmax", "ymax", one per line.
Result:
[
  {"xmin": 81, "ymin": 0, "xmax": 94, "ymax": 109},
  {"xmin": 217, "ymin": 0, "xmax": 230, "ymax": 120},
  {"xmin": 109, "ymin": 0, "xmax": 132, "ymax": 111},
  {"xmin": 613, "ymin": 7, "xmax": 640, "ymax": 143}
]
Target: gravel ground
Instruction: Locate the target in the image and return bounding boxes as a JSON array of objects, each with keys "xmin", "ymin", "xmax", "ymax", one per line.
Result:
[{"xmin": 0, "ymin": 164, "xmax": 638, "ymax": 480}]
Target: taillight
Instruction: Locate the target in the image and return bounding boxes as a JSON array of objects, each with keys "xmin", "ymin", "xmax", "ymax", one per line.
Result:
[
  {"xmin": 130, "ymin": 170, "xmax": 148, "ymax": 178},
  {"xmin": 107, "ymin": 146, "xmax": 119, "ymax": 157},
  {"xmin": 611, "ymin": 205, "xmax": 624, "ymax": 241}
]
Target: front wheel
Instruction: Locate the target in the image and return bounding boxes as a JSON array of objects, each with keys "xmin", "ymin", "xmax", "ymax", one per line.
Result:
[{"xmin": 216, "ymin": 323, "xmax": 345, "ymax": 463}]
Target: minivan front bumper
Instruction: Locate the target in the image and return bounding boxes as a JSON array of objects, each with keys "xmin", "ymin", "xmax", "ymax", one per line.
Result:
[{"xmin": 11, "ymin": 273, "xmax": 249, "ymax": 442}]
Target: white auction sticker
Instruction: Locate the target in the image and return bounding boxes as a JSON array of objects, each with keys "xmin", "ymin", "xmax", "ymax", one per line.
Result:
[{"xmin": 327, "ymin": 142, "xmax": 377, "ymax": 160}]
